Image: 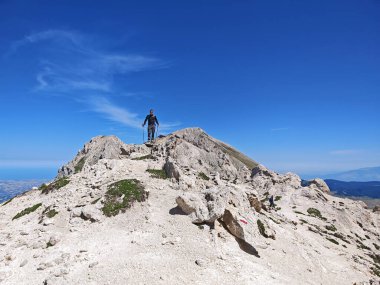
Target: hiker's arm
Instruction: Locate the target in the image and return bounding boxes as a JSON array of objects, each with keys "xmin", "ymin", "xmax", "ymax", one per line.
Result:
[
  {"xmin": 142, "ymin": 116, "xmax": 148, "ymax": 127},
  {"xmin": 155, "ymin": 117, "xmax": 159, "ymax": 126}
]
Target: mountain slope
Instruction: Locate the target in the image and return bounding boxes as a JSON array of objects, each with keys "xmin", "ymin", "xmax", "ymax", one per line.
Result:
[
  {"xmin": 324, "ymin": 166, "xmax": 380, "ymax": 182},
  {"xmin": 325, "ymin": 179, "xmax": 380, "ymax": 198},
  {"xmin": 0, "ymin": 128, "xmax": 379, "ymax": 285}
]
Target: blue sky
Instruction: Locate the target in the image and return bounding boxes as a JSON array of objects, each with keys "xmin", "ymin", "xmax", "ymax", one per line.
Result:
[{"xmin": 0, "ymin": 0, "xmax": 379, "ymax": 179}]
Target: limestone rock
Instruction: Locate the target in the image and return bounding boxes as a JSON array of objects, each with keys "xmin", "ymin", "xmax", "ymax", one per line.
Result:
[{"xmin": 308, "ymin": 178, "xmax": 330, "ymax": 193}]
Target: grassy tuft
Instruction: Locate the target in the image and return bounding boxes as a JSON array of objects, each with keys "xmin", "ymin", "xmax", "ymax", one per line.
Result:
[
  {"xmin": 326, "ymin": 237, "xmax": 339, "ymax": 245},
  {"xmin": 74, "ymin": 157, "xmax": 86, "ymax": 173},
  {"xmin": 294, "ymin": 211, "xmax": 306, "ymax": 215},
  {"xmin": 102, "ymin": 179, "xmax": 148, "ymax": 217},
  {"xmin": 307, "ymin": 208, "xmax": 326, "ymax": 220},
  {"xmin": 132, "ymin": 154, "xmax": 153, "ymax": 160},
  {"xmin": 12, "ymin": 203, "xmax": 42, "ymax": 220},
  {"xmin": 146, "ymin": 169, "xmax": 168, "ymax": 179},
  {"xmin": 325, "ymin": 224, "xmax": 337, "ymax": 232},
  {"xmin": 357, "ymin": 240, "xmax": 371, "ymax": 250},
  {"xmin": 372, "ymin": 267, "xmax": 380, "ymax": 277},
  {"xmin": 275, "ymin": 195, "xmax": 282, "ymax": 201},
  {"xmin": 40, "ymin": 178, "xmax": 70, "ymax": 194},
  {"xmin": 257, "ymin": 219, "xmax": 268, "ymax": 238},
  {"xmin": 198, "ymin": 172, "xmax": 210, "ymax": 181},
  {"xmin": 46, "ymin": 209, "xmax": 58, "ymax": 218}
]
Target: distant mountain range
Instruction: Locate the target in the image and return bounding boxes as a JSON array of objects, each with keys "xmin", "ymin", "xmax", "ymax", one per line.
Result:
[
  {"xmin": 0, "ymin": 180, "xmax": 46, "ymax": 203},
  {"xmin": 325, "ymin": 179, "xmax": 380, "ymax": 199},
  {"xmin": 323, "ymin": 166, "xmax": 380, "ymax": 182}
]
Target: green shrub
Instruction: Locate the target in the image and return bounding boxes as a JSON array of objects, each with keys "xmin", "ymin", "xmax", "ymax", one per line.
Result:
[
  {"xmin": 299, "ymin": 219, "xmax": 309, "ymax": 224},
  {"xmin": 132, "ymin": 154, "xmax": 153, "ymax": 160},
  {"xmin": 198, "ymin": 172, "xmax": 210, "ymax": 181},
  {"xmin": 74, "ymin": 157, "xmax": 86, "ymax": 173},
  {"xmin": 307, "ymin": 208, "xmax": 326, "ymax": 220},
  {"xmin": 326, "ymin": 237, "xmax": 339, "ymax": 245},
  {"xmin": 294, "ymin": 211, "xmax": 306, "ymax": 215},
  {"xmin": 333, "ymin": 232, "xmax": 350, "ymax": 244},
  {"xmin": 257, "ymin": 219, "xmax": 268, "ymax": 238},
  {"xmin": 46, "ymin": 209, "xmax": 58, "ymax": 218},
  {"xmin": 13, "ymin": 203, "xmax": 42, "ymax": 220},
  {"xmin": 372, "ymin": 267, "xmax": 380, "ymax": 277},
  {"xmin": 102, "ymin": 179, "xmax": 148, "ymax": 217},
  {"xmin": 357, "ymin": 240, "xmax": 370, "ymax": 250},
  {"xmin": 40, "ymin": 178, "xmax": 70, "ymax": 194},
  {"xmin": 325, "ymin": 224, "xmax": 337, "ymax": 232},
  {"xmin": 275, "ymin": 195, "xmax": 282, "ymax": 201},
  {"xmin": 146, "ymin": 169, "xmax": 167, "ymax": 179}
]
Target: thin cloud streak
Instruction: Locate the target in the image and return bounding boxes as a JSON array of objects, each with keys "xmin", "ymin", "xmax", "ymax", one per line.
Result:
[
  {"xmin": 329, "ymin": 149, "xmax": 362, "ymax": 156},
  {"xmin": 7, "ymin": 29, "xmax": 179, "ymax": 131},
  {"xmin": 88, "ymin": 97, "xmax": 180, "ymax": 131},
  {"xmin": 8, "ymin": 30, "xmax": 164, "ymax": 93}
]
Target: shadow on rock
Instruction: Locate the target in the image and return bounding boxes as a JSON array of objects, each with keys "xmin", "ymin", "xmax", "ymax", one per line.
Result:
[
  {"xmin": 219, "ymin": 218, "xmax": 260, "ymax": 258},
  {"xmin": 169, "ymin": 206, "xmax": 187, "ymax": 216},
  {"xmin": 235, "ymin": 238, "xmax": 260, "ymax": 257}
]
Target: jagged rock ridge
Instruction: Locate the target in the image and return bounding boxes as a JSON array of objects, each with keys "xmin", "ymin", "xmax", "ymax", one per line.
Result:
[{"xmin": 0, "ymin": 128, "xmax": 379, "ymax": 285}]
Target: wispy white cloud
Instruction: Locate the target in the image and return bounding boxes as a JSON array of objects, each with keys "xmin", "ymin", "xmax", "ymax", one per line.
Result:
[
  {"xmin": 87, "ymin": 97, "xmax": 180, "ymax": 131},
  {"xmin": 7, "ymin": 29, "xmax": 179, "ymax": 132},
  {"xmin": 329, "ymin": 149, "xmax": 362, "ymax": 156},
  {"xmin": 8, "ymin": 29, "xmax": 164, "ymax": 93}
]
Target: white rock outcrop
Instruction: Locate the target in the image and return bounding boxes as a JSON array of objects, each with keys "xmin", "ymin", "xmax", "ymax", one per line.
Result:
[{"xmin": 0, "ymin": 128, "xmax": 379, "ymax": 285}]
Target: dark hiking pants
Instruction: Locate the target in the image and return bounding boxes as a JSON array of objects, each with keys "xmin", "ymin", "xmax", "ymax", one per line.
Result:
[{"xmin": 148, "ymin": 125, "xmax": 156, "ymax": 141}]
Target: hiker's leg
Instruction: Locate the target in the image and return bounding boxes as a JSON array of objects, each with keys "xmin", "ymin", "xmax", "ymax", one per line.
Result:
[
  {"xmin": 147, "ymin": 127, "xmax": 151, "ymax": 141},
  {"xmin": 151, "ymin": 126, "xmax": 156, "ymax": 140}
]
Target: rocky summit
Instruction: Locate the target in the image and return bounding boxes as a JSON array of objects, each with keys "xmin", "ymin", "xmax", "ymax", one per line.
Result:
[{"xmin": 0, "ymin": 128, "xmax": 379, "ymax": 284}]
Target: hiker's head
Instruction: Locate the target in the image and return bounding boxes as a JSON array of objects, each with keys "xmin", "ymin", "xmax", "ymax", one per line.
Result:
[{"xmin": 150, "ymin": 109, "xmax": 154, "ymax": 115}]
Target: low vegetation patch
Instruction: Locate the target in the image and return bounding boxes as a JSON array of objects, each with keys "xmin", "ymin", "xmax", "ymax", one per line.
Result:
[
  {"xmin": 326, "ymin": 237, "xmax": 339, "ymax": 245},
  {"xmin": 2, "ymin": 197, "xmax": 14, "ymax": 206},
  {"xmin": 46, "ymin": 209, "xmax": 58, "ymax": 218},
  {"xmin": 268, "ymin": 216, "xmax": 281, "ymax": 224},
  {"xmin": 372, "ymin": 267, "xmax": 380, "ymax": 277},
  {"xmin": 369, "ymin": 253, "xmax": 380, "ymax": 265},
  {"xmin": 39, "ymin": 178, "xmax": 70, "ymax": 194},
  {"xmin": 333, "ymin": 232, "xmax": 350, "ymax": 244},
  {"xmin": 373, "ymin": 243, "xmax": 380, "ymax": 250},
  {"xmin": 307, "ymin": 208, "xmax": 327, "ymax": 221},
  {"xmin": 357, "ymin": 240, "xmax": 371, "ymax": 250},
  {"xmin": 325, "ymin": 224, "xmax": 337, "ymax": 232},
  {"xmin": 198, "ymin": 172, "xmax": 210, "ymax": 181},
  {"xmin": 257, "ymin": 219, "xmax": 275, "ymax": 239},
  {"xmin": 294, "ymin": 211, "xmax": 306, "ymax": 215},
  {"xmin": 132, "ymin": 154, "xmax": 153, "ymax": 161},
  {"xmin": 102, "ymin": 179, "xmax": 148, "ymax": 217},
  {"xmin": 257, "ymin": 219, "xmax": 268, "ymax": 238},
  {"xmin": 146, "ymin": 169, "xmax": 168, "ymax": 179},
  {"xmin": 74, "ymin": 157, "xmax": 86, "ymax": 173},
  {"xmin": 274, "ymin": 195, "xmax": 282, "ymax": 201},
  {"xmin": 13, "ymin": 203, "xmax": 42, "ymax": 220}
]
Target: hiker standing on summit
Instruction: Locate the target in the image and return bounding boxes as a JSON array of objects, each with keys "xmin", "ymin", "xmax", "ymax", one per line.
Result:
[{"xmin": 142, "ymin": 109, "xmax": 159, "ymax": 142}]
